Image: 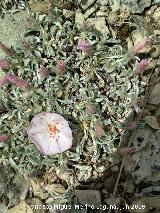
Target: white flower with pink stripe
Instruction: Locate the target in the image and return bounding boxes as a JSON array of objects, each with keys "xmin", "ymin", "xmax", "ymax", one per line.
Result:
[{"xmin": 27, "ymin": 112, "xmax": 72, "ymax": 155}]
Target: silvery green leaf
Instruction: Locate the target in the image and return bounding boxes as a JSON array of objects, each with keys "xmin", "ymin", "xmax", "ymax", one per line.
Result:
[{"xmin": 95, "ymin": 97, "xmax": 104, "ymax": 102}]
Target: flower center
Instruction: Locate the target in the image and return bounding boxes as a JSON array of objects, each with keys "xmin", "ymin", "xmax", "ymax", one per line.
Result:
[{"xmin": 48, "ymin": 123, "xmax": 57, "ymax": 137}]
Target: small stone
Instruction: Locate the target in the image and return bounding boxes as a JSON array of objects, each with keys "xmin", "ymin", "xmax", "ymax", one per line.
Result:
[
  {"xmin": 151, "ymin": 45, "xmax": 160, "ymax": 58},
  {"xmin": 96, "ymin": 10, "xmax": 109, "ymax": 17},
  {"xmin": 87, "ymin": 17, "xmax": 109, "ymax": 37},
  {"xmin": 99, "ymin": 6, "xmax": 109, "ymax": 11},
  {"xmin": 107, "ymin": 12, "xmax": 118, "ymax": 25},
  {"xmin": 129, "ymin": 199, "xmax": 149, "ymax": 213},
  {"xmin": 143, "ymin": 115, "xmax": 160, "ymax": 129},
  {"xmin": 96, "ymin": 165, "xmax": 106, "ymax": 173},
  {"xmin": 149, "ymin": 83, "xmax": 160, "ymax": 105},
  {"xmin": 26, "ymin": 198, "xmax": 44, "ymax": 213},
  {"xmin": 153, "ymin": 7, "xmax": 160, "ymax": 23},
  {"xmin": 104, "ymin": 177, "xmax": 116, "ymax": 193},
  {"xmin": 108, "ymin": 0, "xmax": 120, "ymax": 11},
  {"xmin": 121, "ymin": 0, "xmax": 151, "ymax": 14},
  {"xmin": 97, "ymin": 0, "xmax": 109, "ymax": 6},
  {"xmin": 0, "ymin": 10, "xmax": 31, "ymax": 59},
  {"xmin": 84, "ymin": 7, "xmax": 96, "ymax": 19},
  {"xmin": 152, "ymin": 0, "xmax": 160, "ymax": 4},
  {"xmin": 7, "ymin": 201, "xmax": 33, "ymax": 213},
  {"xmin": 75, "ymin": 10, "xmax": 85, "ymax": 29},
  {"xmin": 95, "ymin": 183, "xmax": 104, "ymax": 190},
  {"xmin": 11, "ymin": 173, "xmax": 30, "ymax": 201},
  {"xmin": 80, "ymin": 0, "xmax": 95, "ymax": 10},
  {"xmin": 75, "ymin": 190, "xmax": 101, "ymax": 208},
  {"xmin": 0, "ymin": 203, "xmax": 7, "ymax": 213},
  {"xmin": 63, "ymin": 9, "xmax": 75, "ymax": 19}
]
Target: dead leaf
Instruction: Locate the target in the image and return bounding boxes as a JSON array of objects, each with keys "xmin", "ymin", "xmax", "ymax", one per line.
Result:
[{"xmin": 144, "ymin": 115, "xmax": 160, "ymax": 129}]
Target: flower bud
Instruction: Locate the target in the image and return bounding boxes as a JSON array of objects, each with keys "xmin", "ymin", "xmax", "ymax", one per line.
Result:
[
  {"xmin": 7, "ymin": 74, "xmax": 29, "ymax": 88},
  {"xmin": 134, "ymin": 59, "xmax": 148, "ymax": 75},
  {"xmin": 78, "ymin": 40, "xmax": 93, "ymax": 54},
  {"xmin": 131, "ymin": 36, "xmax": 150, "ymax": 54},
  {"xmin": 39, "ymin": 64, "xmax": 50, "ymax": 77},
  {"xmin": 56, "ymin": 60, "xmax": 65, "ymax": 75},
  {"xmin": 94, "ymin": 121, "xmax": 104, "ymax": 138}
]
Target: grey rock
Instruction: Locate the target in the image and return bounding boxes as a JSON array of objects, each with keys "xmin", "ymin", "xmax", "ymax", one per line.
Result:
[
  {"xmin": 75, "ymin": 190, "xmax": 101, "ymax": 208},
  {"xmin": 121, "ymin": 0, "xmax": 151, "ymax": 14},
  {"xmin": 151, "ymin": 45, "xmax": 160, "ymax": 58},
  {"xmin": 107, "ymin": 11, "xmax": 118, "ymax": 25},
  {"xmin": 84, "ymin": 6, "xmax": 96, "ymax": 19},
  {"xmin": 87, "ymin": 17, "xmax": 109, "ymax": 37},
  {"xmin": 0, "ymin": 165, "xmax": 29, "ymax": 208},
  {"xmin": 149, "ymin": 83, "xmax": 160, "ymax": 105},
  {"xmin": 96, "ymin": 10, "xmax": 109, "ymax": 17},
  {"xmin": 97, "ymin": 0, "xmax": 109, "ymax": 6},
  {"xmin": 0, "ymin": 10, "xmax": 31, "ymax": 58},
  {"xmin": 108, "ymin": 0, "xmax": 120, "ymax": 11},
  {"xmin": 152, "ymin": 0, "xmax": 160, "ymax": 5},
  {"xmin": 75, "ymin": 9, "xmax": 85, "ymax": 29},
  {"xmin": 63, "ymin": 9, "xmax": 75, "ymax": 19},
  {"xmin": 80, "ymin": 0, "xmax": 95, "ymax": 10}
]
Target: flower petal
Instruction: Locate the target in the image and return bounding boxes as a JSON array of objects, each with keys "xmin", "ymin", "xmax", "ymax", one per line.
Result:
[{"xmin": 28, "ymin": 112, "xmax": 72, "ymax": 155}]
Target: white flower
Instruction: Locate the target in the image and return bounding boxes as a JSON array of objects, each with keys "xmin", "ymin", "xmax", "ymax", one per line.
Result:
[{"xmin": 27, "ymin": 112, "xmax": 72, "ymax": 155}]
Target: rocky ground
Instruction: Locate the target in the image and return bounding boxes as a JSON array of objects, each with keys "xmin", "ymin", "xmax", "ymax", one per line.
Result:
[{"xmin": 0, "ymin": 0, "xmax": 160, "ymax": 213}]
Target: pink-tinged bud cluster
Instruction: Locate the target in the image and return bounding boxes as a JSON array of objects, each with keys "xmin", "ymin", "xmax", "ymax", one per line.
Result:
[
  {"xmin": 39, "ymin": 64, "xmax": 50, "ymax": 77},
  {"xmin": 94, "ymin": 121, "xmax": 104, "ymax": 138},
  {"xmin": 78, "ymin": 40, "xmax": 93, "ymax": 54},
  {"xmin": 86, "ymin": 103, "xmax": 95, "ymax": 116},
  {"xmin": 0, "ymin": 59, "xmax": 9, "ymax": 69},
  {"xmin": 7, "ymin": 74, "xmax": 29, "ymax": 88},
  {"xmin": 0, "ymin": 74, "xmax": 29, "ymax": 88},
  {"xmin": 131, "ymin": 36, "xmax": 151, "ymax": 54},
  {"xmin": 125, "ymin": 121, "xmax": 136, "ymax": 130},
  {"xmin": 0, "ymin": 134, "xmax": 10, "ymax": 142},
  {"xmin": 119, "ymin": 147, "xmax": 140, "ymax": 156},
  {"xmin": 134, "ymin": 59, "xmax": 148, "ymax": 75},
  {"xmin": 56, "ymin": 60, "xmax": 65, "ymax": 74}
]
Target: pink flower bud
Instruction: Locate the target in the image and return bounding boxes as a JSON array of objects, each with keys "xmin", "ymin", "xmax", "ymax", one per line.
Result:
[
  {"xmin": 56, "ymin": 60, "xmax": 65, "ymax": 75},
  {"xmin": 78, "ymin": 40, "xmax": 93, "ymax": 54},
  {"xmin": 86, "ymin": 103, "xmax": 95, "ymax": 116},
  {"xmin": 0, "ymin": 134, "xmax": 10, "ymax": 142},
  {"xmin": 27, "ymin": 112, "xmax": 72, "ymax": 155},
  {"xmin": 134, "ymin": 59, "xmax": 148, "ymax": 75},
  {"xmin": 94, "ymin": 121, "xmax": 104, "ymax": 138},
  {"xmin": 125, "ymin": 121, "xmax": 136, "ymax": 130},
  {"xmin": 119, "ymin": 147, "xmax": 140, "ymax": 156},
  {"xmin": 131, "ymin": 36, "xmax": 151, "ymax": 54},
  {"xmin": 7, "ymin": 74, "xmax": 29, "ymax": 88},
  {"xmin": 39, "ymin": 64, "xmax": 50, "ymax": 77},
  {"xmin": 0, "ymin": 59, "xmax": 9, "ymax": 69},
  {"xmin": 0, "ymin": 76, "xmax": 9, "ymax": 87}
]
